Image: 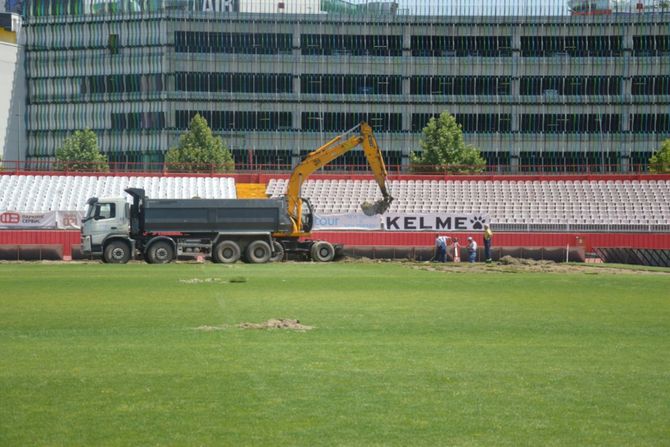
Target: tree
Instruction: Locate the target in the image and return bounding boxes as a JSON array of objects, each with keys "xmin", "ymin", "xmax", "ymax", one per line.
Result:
[
  {"xmin": 410, "ymin": 112, "xmax": 486, "ymax": 173},
  {"xmin": 55, "ymin": 129, "xmax": 108, "ymax": 172},
  {"xmin": 649, "ymin": 138, "xmax": 670, "ymax": 173},
  {"xmin": 165, "ymin": 114, "xmax": 234, "ymax": 172}
]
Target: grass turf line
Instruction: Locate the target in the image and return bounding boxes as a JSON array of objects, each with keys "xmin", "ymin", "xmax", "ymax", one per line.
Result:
[{"xmin": 0, "ymin": 263, "xmax": 669, "ymax": 446}]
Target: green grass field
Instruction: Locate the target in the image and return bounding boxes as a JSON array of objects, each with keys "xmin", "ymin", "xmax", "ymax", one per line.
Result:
[{"xmin": 1, "ymin": 262, "xmax": 669, "ymax": 446}]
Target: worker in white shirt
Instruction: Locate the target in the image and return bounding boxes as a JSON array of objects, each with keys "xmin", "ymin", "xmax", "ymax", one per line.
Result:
[
  {"xmin": 434, "ymin": 234, "xmax": 450, "ymax": 262},
  {"xmin": 467, "ymin": 236, "xmax": 478, "ymax": 263}
]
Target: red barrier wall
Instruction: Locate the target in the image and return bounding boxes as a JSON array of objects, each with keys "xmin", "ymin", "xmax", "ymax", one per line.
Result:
[
  {"xmin": 0, "ymin": 231, "xmax": 80, "ymax": 258},
  {"xmin": 2, "ymin": 230, "xmax": 668, "ymax": 260},
  {"xmin": 312, "ymin": 231, "xmax": 670, "ymax": 252}
]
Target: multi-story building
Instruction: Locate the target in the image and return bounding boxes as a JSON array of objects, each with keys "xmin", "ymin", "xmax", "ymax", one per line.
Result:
[
  {"xmin": 0, "ymin": 11, "xmax": 24, "ymax": 164},
  {"xmin": 17, "ymin": 0, "xmax": 670, "ymax": 171}
]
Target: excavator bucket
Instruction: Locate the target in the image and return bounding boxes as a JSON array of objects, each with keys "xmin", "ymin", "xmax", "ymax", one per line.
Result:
[{"xmin": 360, "ymin": 196, "xmax": 393, "ymax": 216}]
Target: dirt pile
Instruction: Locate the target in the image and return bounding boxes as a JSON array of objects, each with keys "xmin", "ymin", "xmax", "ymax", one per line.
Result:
[
  {"xmin": 409, "ymin": 257, "xmax": 667, "ymax": 275},
  {"xmin": 238, "ymin": 319, "xmax": 313, "ymax": 331}
]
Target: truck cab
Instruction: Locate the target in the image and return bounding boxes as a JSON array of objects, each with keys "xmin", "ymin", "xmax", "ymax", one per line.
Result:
[{"xmin": 81, "ymin": 197, "xmax": 131, "ymax": 260}]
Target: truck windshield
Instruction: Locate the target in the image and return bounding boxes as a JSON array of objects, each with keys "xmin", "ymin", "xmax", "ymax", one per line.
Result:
[{"xmin": 84, "ymin": 203, "xmax": 96, "ymax": 221}]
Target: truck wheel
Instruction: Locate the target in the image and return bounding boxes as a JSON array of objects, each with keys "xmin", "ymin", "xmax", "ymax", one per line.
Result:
[
  {"xmin": 147, "ymin": 241, "xmax": 174, "ymax": 264},
  {"xmin": 246, "ymin": 240, "xmax": 272, "ymax": 264},
  {"xmin": 213, "ymin": 240, "xmax": 241, "ymax": 264},
  {"xmin": 270, "ymin": 241, "xmax": 285, "ymax": 263},
  {"xmin": 103, "ymin": 241, "xmax": 131, "ymax": 264},
  {"xmin": 311, "ymin": 241, "xmax": 335, "ymax": 262}
]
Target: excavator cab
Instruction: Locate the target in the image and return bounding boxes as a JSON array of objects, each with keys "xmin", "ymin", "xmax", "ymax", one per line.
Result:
[{"xmin": 300, "ymin": 198, "xmax": 314, "ymax": 233}]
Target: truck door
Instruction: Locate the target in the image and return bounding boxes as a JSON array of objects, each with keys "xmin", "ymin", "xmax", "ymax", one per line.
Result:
[{"xmin": 82, "ymin": 200, "xmax": 129, "ymax": 252}]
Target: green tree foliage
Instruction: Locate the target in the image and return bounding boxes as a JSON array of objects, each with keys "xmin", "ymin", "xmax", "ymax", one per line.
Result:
[
  {"xmin": 410, "ymin": 112, "xmax": 486, "ymax": 173},
  {"xmin": 649, "ymin": 138, "xmax": 670, "ymax": 173},
  {"xmin": 55, "ymin": 129, "xmax": 108, "ymax": 172},
  {"xmin": 165, "ymin": 114, "xmax": 234, "ymax": 172}
]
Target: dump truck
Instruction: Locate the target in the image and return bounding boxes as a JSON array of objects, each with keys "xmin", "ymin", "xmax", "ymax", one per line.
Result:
[{"xmin": 81, "ymin": 122, "xmax": 393, "ymax": 264}]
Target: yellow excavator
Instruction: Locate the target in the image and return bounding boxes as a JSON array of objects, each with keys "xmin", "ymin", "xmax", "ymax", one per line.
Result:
[{"xmin": 273, "ymin": 121, "xmax": 394, "ymax": 261}]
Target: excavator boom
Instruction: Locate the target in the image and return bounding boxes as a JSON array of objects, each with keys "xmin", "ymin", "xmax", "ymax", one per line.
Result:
[{"xmin": 285, "ymin": 122, "xmax": 393, "ymax": 234}]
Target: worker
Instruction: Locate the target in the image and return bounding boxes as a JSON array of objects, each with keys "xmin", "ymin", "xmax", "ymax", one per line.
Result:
[
  {"xmin": 451, "ymin": 237, "xmax": 460, "ymax": 262},
  {"xmin": 466, "ymin": 236, "xmax": 477, "ymax": 263},
  {"xmin": 483, "ymin": 223, "xmax": 493, "ymax": 263},
  {"xmin": 434, "ymin": 234, "xmax": 449, "ymax": 262}
]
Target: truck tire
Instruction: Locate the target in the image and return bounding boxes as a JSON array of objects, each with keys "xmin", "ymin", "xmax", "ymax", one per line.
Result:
[
  {"xmin": 245, "ymin": 240, "xmax": 272, "ymax": 264},
  {"xmin": 103, "ymin": 241, "xmax": 131, "ymax": 264},
  {"xmin": 311, "ymin": 241, "xmax": 335, "ymax": 262},
  {"xmin": 147, "ymin": 241, "xmax": 174, "ymax": 264},
  {"xmin": 270, "ymin": 241, "xmax": 285, "ymax": 263},
  {"xmin": 213, "ymin": 240, "xmax": 241, "ymax": 264}
]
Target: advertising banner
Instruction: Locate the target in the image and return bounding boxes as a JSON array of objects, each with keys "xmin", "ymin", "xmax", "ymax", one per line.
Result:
[
  {"xmin": 0, "ymin": 211, "xmax": 84, "ymax": 230},
  {"xmin": 312, "ymin": 213, "xmax": 382, "ymax": 231},
  {"xmin": 311, "ymin": 212, "xmax": 490, "ymax": 231},
  {"xmin": 382, "ymin": 213, "xmax": 490, "ymax": 232}
]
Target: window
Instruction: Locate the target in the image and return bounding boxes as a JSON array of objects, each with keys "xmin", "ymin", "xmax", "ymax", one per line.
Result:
[
  {"xmin": 633, "ymin": 35, "xmax": 670, "ymax": 56},
  {"xmin": 96, "ymin": 203, "xmax": 115, "ymax": 220},
  {"xmin": 174, "ymin": 32, "xmax": 292, "ymax": 54},
  {"xmin": 111, "ymin": 112, "xmax": 165, "ymax": 130},
  {"xmin": 81, "ymin": 75, "xmax": 163, "ymax": 94},
  {"xmin": 175, "ymin": 111, "xmax": 292, "ymax": 131},
  {"xmin": 411, "ymin": 114, "xmax": 512, "ymax": 133},
  {"xmin": 411, "ymin": 36, "xmax": 512, "ymax": 57},
  {"xmin": 520, "ymin": 114, "xmax": 620, "ymax": 133},
  {"xmin": 231, "ymin": 149, "xmax": 292, "ymax": 170},
  {"xmin": 108, "ymin": 33, "xmax": 119, "ymax": 55},
  {"xmin": 301, "ymin": 75, "xmax": 402, "ymax": 95},
  {"xmin": 632, "ymin": 76, "xmax": 670, "ymax": 95},
  {"xmin": 301, "ymin": 34, "xmax": 402, "ymax": 56},
  {"xmin": 520, "ymin": 76, "xmax": 621, "ymax": 95},
  {"xmin": 411, "ymin": 76, "xmax": 511, "ymax": 95},
  {"xmin": 630, "ymin": 114, "xmax": 670, "ymax": 133},
  {"xmin": 175, "ymin": 73, "xmax": 292, "ymax": 94},
  {"xmin": 301, "ymin": 113, "xmax": 402, "ymax": 132},
  {"xmin": 519, "ymin": 152, "xmax": 619, "ymax": 173},
  {"xmin": 520, "ymin": 36, "xmax": 622, "ymax": 57}
]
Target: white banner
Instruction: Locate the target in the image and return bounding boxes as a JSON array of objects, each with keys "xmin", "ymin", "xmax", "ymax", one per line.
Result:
[
  {"xmin": 311, "ymin": 212, "xmax": 490, "ymax": 231},
  {"xmin": 312, "ymin": 213, "xmax": 382, "ymax": 231},
  {"xmin": 0, "ymin": 211, "xmax": 84, "ymax": 229},
  {"xmin": 383, "ymin": 213, "xmax": 490, "ymax": 232}
]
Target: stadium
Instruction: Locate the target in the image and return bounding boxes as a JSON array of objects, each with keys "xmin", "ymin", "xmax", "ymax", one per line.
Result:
[
  {"xmin": 0, "ymin": 2, "xmax": 669, "ymax": 445},
  {"xmin": 0, "ymin": 0, "xmax": 668, "ymax": 263}
]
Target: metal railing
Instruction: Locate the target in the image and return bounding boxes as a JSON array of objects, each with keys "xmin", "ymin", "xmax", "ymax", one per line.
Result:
[{"xmin": 0, "ymin": 159, "xmax": 662, "ymax": 176}]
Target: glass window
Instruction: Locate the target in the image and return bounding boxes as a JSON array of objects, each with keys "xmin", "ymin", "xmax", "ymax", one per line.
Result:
[{"xmin": 96, "ymin": 203, "xmax": 115, "ymax": 220}]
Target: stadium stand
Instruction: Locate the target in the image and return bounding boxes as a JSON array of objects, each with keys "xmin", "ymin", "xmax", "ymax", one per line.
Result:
[
  {"xmin": 0, "ymin": 174, "xmax": 668, "ymax": 233},
  {"xmin": 0, "ymin": 175, "xmax": 237, "ymax": 211},
  {"xmin": 266, "ymin": 178, "xmax": 670, "ymax": 231},
  {"xmin": 1, "ymin": 173, "xmax": 669, "ymax": 261}
]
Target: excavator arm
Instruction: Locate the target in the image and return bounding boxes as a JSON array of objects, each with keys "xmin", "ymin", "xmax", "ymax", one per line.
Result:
[{"xmin": 285, "ymin": 122, "xmax": 394, "ymax": 235}]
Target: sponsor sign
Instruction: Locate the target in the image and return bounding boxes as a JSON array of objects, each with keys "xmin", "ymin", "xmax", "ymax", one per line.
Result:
[
  {"xmin": 383, "ymin": 213, "xmax": 490, "ymax": 232},
  {"xmin": 313, "ymin": 213, "xmax": 381, "ymax": 231},
  {"xmin": 0, "ymin": 211, "xmax": 84, "ymax": 229},
  {"xmin": 312, "ymin": 212, "xmax": 490, "ymax": 231}
]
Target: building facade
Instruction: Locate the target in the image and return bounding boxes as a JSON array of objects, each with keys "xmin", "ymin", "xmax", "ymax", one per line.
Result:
[
  {"xmin": 19, "ymin": 0, "xmax": 670, "ymax": 171},
  {"xmin": 0, "ymin": 11, "xmax": 25, "ymax": 164}
]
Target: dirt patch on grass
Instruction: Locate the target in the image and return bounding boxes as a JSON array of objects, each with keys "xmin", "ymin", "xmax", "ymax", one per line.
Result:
[
  {"xmin": 195, "ymin": 319, "xmax": 313, "ymax": 332},
  {"xmin": 407, "ymin": 257, "xmax": 668, "ymax": 275},
  {"xmin": 179, "ymin": 277, "xmax": 247, "ymax": 284},
  {"xmin": 238, "ymin": 319, "xmax": 314, "ymax": 331}
]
